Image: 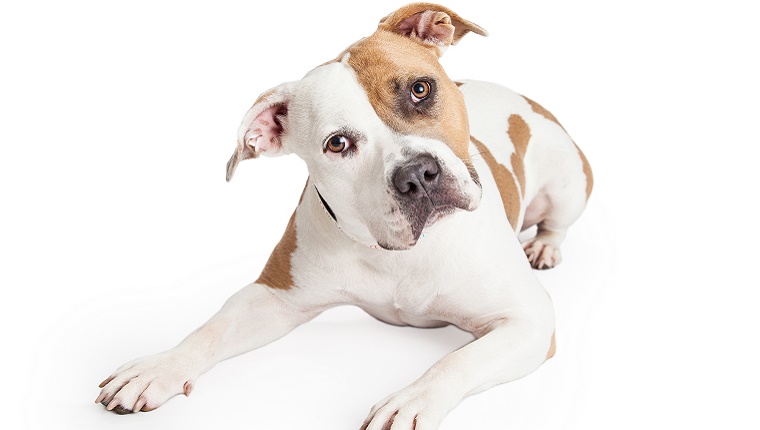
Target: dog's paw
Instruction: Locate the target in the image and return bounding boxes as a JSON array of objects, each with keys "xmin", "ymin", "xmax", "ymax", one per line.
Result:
[
  {"xmin": 95, "ymin": 352, "xmax": 197, "ymax": 414},
  {"xmin": 522, "ymin": 239, "xmax": 562, "ymax": 269},
  {"xmin": 360, "ymin": 384, "xmax": 452, "ymax": 430}
]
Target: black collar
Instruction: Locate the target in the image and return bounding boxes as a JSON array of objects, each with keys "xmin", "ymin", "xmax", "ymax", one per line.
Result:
[
  {"xmin": 312, "ymin": 184, "xmax": 386, "ymax": 250},
  {"xmin": 314, "ymin": 186, "xmax": 337, "ymax": 222}
]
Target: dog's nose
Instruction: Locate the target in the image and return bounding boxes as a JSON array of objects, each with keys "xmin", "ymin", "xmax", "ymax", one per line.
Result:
[{"xmin": 392, "ymin": 154, "xmax": 441, "ymax": 199}]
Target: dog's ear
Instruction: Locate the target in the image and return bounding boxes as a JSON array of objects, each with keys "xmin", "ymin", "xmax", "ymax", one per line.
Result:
[
  {"xmin": 378, "ymin": 3, "xmax": 487, "ymax": 57},
  {"xmin": 226, "ymin": 84, "xmax": 293, "ymax": 182}
]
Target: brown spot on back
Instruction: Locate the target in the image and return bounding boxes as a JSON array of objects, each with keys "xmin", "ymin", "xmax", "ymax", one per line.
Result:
[
  {"xmin": 507, "ymin": 114, "xmax": 530, "ymax": 197},
  {"xmin": 471, "ymin": 136, "xmax": 521, "ymax": 231},
  {"xmin": 508, "ymin": 114, "xmax": 531, "ymax": 157},
  {"xmin": 523, "ymin": 96, "xmax": 593, "ymax": 200},
  {"xmin": 347, "ymin": 30, "xmax": 472, "ymax": 164},
  {"xmin": 523, "ymin": 96, "xmax": 562, "ymax": 128},
  {"xmin": 575, "ymin": 143, "xmax": 593, "ymax": 199}
]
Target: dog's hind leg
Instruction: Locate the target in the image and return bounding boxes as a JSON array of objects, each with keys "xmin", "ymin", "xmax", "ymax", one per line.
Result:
[{"xmin": 521, "ymin": 142, "xmax": 592, "ymax": 269}]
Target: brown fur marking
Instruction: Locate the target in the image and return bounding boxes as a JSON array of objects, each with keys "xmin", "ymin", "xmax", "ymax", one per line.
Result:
[
  {"xmin": 255, "ymin": 184, "xmax": 308, "ymax": 290},
  {"xmin": 523, "ymin": 96, "xmax": 562, "ymax": 128},
  {"xmin": 575, "ymin": 143, "xmax": 593, "ymax": 199},
  {"xmin": 255, "ymin": 211, "xmax": 297, "ymax": 290},
  {"xmin": 253, "ymin": 88, "xmax": 278, "ymax": 106},
  {"xmin": 508, "ymin": 114, "xmax": 531, "ymax": 157},
  {"xmin": 510, "ymin": 152, "xmax": 526, "ymax": 197},
  {"xmin": 471, "ymin": 136, "xmax": 521, "ymax": 231},
  {"xmin": 507, "ymin": 114, "xmax": 530, "ymax": 197},
  {"xmin": 546, "ymin": 331, "xmax": 557, "ymax": 360},
  {"xmin": 524, "ymin": 96, "xmax": 593, "ymax": 200},
  {"xmin": 377, "ymin": 3, "xmax": 487, "ymax": 47},
  {"xmin": 347, "ymin": 30, "xmax": 472, "ymax": 164}
]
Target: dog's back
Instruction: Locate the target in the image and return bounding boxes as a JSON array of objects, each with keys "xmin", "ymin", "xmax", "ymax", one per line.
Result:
[{"xmin": 460, "ymin": 80, "xmax": 592, "ymax": 268}]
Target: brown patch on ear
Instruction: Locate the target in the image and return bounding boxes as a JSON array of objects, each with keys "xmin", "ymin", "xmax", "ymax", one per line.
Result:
[
  {"xmin": 254, "ymin": 88, "xmax": 278, "ymax": 106},
  {"xmin": 379, "ymin": 3, "xmax": 487, "ymax": 48},
  {"xmin": 226, "ymin": 149, "xmax": 240, "ymax": 182},
  {"xmin": 256, "ymin": 210, "xmax": 297, "ymax": 290},
  {"xmin": 546, "ymin": 331, "xmax": 557, "ymax": 360},
  {"xmin": 226, "ymin": 144, "xmax": 257, "ymax": 182},
  {"xmin": 471, "ymin": 136, "xmax": 521, "ymax": 231}
]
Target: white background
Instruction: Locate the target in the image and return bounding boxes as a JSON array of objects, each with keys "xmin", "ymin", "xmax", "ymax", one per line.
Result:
[{"xmin": 2, "ymin": 0, "xmax": 758, "ymax": 429}]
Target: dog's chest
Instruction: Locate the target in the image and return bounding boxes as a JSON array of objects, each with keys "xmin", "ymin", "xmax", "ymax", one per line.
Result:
[
  {"xmin": 345, "ymin": 256, "xmax": 450, "ymax": 327},
  {"xmin": 325, "ymin": 229, "xmax": 507, "ymax": 330}
]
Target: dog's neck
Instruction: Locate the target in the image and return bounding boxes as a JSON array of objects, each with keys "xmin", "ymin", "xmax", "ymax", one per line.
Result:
[{"xmin": 312, "ymin": 185, "xmax": 384, "ymax": 250}]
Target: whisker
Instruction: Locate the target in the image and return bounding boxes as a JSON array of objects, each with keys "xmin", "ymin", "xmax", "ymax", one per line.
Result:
[{"xmin": 469, "ymin": 150, "xmax": 493, "ymax": 159}]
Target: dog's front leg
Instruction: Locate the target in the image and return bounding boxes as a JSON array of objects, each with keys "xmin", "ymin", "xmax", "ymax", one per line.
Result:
[
  {"xmin": 361, "ymin": 312, "xmax": 555, "ymax": 430},
  {"xmin": 96, "ymin": 283, "xmax": 318, "ymax": 414}
]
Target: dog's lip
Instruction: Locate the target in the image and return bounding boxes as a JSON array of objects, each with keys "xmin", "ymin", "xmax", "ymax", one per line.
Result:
[
  {"xmin": 376, "ymin": 207, "xmax": 452, "ymax": 251},
  {"xmin": 408, "ymin": 205, "xmax": 456, "ymax": 246},
  {"xmin": 376, "ymin": 194, "xmax": 466, "ymax": 250},
  {"xmin": 425, "ymin": 205, "xmax": 456, "ymax": 227}
]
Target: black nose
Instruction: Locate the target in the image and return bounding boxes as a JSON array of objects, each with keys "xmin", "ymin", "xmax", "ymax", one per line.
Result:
[{"xmin": 392, "ymin": 154, "xmax": 441, "ymax": 199}]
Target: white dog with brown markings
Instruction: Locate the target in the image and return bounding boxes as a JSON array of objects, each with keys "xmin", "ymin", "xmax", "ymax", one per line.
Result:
[{"xmin": 96, "ymin": 3, "xmax": 593, "ymax": 429}]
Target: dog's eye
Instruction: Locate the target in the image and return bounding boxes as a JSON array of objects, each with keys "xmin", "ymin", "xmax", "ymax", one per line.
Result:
[
  {"xmin": 325, "ymin": 135, "xmax": 351, "ymax": 153},
  {"xmin": 411, "ymin": 81, "xmax": 431, "ymax": 102}
]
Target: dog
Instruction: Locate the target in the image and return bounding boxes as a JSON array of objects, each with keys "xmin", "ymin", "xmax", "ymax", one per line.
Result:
[{"xmin": 96, "ymin": 3, "xmax": 592, "ymax": 429}]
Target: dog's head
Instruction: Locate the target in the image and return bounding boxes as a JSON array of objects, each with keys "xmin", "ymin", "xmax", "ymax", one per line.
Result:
[{"xmin": 226, "ymin": 3, "xmax": 487, "ymax": 250}]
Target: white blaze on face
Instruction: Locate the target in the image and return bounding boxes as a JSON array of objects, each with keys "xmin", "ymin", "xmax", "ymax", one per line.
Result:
[
  {"xmin": 282, "ymin": 60, "xmax": 392, "ymax": 246},
  {"xmin": 283, "ymin": 57, "xmax": 480, "ymax": 250}
]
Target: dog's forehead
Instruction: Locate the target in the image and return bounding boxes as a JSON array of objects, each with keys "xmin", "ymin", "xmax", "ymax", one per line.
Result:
[
  {"xmin": 343, "ymin": 31, "xmax": 472, "ymax": 163},
  {"xmin": 292, "ymin": 60, "xmax": 386, "ymax": 135},
  {"xmin": 345, "ymin": 32, "xmax": 444, "ymax": 115},
  {"xmin": 293, "ymin": 30, "xmax": 472, "ymax": 165},
  {"xmin": 347, "ymin": 31, "xmax": 443, "ymax": 79}
]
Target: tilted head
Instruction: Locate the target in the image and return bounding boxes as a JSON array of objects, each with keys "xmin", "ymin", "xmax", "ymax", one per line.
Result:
[{"xmin": 226, "ymin": 3, "xmax": 487, "ymax": 250}]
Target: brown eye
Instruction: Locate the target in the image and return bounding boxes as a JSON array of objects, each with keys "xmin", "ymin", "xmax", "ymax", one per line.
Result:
[
  {"xmin": 411, "ymin": 80, "xmax": 431, "ymax": 101},
  {"xmin": 326, "ymin": 135, "xmax": 350, "ymax": 153}
]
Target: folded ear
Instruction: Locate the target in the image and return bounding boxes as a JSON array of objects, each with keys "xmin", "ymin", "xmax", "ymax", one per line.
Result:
[
  {"xmin": 378, "ymin": 3, "xmax": 487, "ymax": 57},
  {"xmin": 226, "ymin": 84, "xmax": 292, "ymax": 182}
]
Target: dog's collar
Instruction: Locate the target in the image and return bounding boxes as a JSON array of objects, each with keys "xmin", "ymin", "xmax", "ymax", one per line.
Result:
[
  {"xmin": 314, "ymin": 185, "xmax": 383, "ymax": 250},
  {"xmin": 314, "ymin": 187, "xmax": 337, "ymax": 222}
]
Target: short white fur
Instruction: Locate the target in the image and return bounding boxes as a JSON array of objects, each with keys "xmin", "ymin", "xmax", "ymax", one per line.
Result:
[{"xmin": 96, "ymin": 5, "xmax": 590, "ymax": 430}]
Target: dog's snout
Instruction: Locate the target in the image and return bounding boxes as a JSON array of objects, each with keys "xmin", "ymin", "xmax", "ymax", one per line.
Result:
[{"xmin": 392, "ymin": 154, "xmax": 441, "ymax": 199}]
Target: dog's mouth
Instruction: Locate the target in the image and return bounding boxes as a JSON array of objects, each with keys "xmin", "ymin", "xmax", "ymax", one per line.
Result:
[
  {"xmin": 425, "ymin": 205, "xmax": 457, "ymax": 227},
  {"xmin": 360, "ymin": 154, "xmax": 482, "ymax": 251},
  {"xmin": 374, "ymin": 200, "xmax": 467, "ymax": 251}
]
